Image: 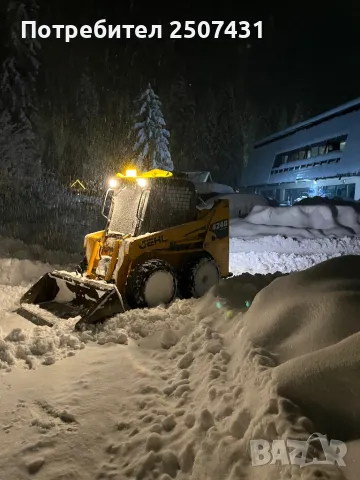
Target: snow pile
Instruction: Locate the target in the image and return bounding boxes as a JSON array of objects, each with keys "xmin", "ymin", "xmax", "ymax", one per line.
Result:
[
  {"xmin": 0, "ymin": 242, "xmax": 86, "ymax": 369},
  {"xmin": 229, "ymin": 235, "xmax": 360, "ymax": 275},
  {"xmin": 244, "ymin": 255, "xmax": 360, "ymax": 446},
  {"xmin": 0, "ymin": 295, "xmax": 222, "ymax": 370},
  {"xmin": 231, "ymin": 204, "xmax": 360, "ymax": 239},
  {"xmin": 0, "ymin": 324, "xmax": 85, "ymax": 370},
  {"xmin": 91, "ymin": 299, "xmax": 198, "ymax": 345}
]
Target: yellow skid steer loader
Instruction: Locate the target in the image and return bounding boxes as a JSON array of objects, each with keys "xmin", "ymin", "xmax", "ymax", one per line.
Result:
[{"xmin": 18, "ymin": 168, "xmax": 230, "ymax": 330}]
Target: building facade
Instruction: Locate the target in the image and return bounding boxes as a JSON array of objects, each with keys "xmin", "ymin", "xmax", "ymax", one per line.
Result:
[{"xmin": 241, "ymin": 98, "xmax": 360, "ymax": 205}]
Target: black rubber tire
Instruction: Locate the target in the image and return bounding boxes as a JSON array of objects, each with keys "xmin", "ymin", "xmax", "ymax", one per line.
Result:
[
  {"xmin": 178, "ymin": 254, "xmax": 220, "ymax": 299},
  {"xmin": 125, "ymin": 259, "xmax": 177, "ymax": 309}
]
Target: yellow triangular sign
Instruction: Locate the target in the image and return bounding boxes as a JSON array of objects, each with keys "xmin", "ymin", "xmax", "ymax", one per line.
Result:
[{"xmin": 70, "ymin": 179, "xmax": 86, "ymax": 190}]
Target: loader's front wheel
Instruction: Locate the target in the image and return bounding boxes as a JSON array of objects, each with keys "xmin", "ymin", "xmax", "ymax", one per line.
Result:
[
  {"xmin": 125, "ymin": 259, "xmax": 177, "ymax": 309},
  {"xmin": 178, "ymin": 254, "xmax": 220, "ymax": 299}
]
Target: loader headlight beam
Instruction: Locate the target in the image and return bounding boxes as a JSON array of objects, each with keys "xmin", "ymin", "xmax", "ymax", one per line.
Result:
[
  {"xmin": 108, "ymin": 178, "xmax": 118, "ymax": 189},
  {"xmin": 136, "ymin": 178, "xmax": 147, "ymax": 187}
]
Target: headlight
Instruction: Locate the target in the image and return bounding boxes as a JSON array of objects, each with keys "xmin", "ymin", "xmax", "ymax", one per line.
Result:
[
  {"xmin": 136, "ymin": 178, "xmax": 147, "ymax": 187},
  {"xmin": 108, "ymin": 177, "xmax": 118, "ymax": 188}
]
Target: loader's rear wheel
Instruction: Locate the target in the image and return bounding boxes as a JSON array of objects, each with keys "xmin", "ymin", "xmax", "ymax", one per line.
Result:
[
  {"xmin": 125, "ymin": 259, "xmax": 177, "ymax": 309},
  {"xmin": 178, "ymin": 254, "xmax": 220, "ymax": 299}
]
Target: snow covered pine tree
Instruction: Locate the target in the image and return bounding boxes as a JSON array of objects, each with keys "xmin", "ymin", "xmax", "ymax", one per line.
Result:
[{"xmin": 132, "ymin": 84, "xmax": 174, "ymax": 171}]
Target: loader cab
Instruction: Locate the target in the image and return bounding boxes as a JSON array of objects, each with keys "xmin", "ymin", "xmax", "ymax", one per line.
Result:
[{"xmin": 105, "ymin": 176, "xmax": 198, "ymax": 238}]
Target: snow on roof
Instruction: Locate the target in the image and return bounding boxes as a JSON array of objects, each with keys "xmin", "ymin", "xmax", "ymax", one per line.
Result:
[
  {"xmin": 183, "ymin": 171, "xmax": 212, "ymax": 182},
  {"xmin": 255, "ymin": 97, "xmax": 360, "ymax": 148}
]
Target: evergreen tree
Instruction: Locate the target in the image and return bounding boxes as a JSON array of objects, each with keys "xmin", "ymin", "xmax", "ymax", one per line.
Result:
[
  {"xmin": 0, "ymin": 0, "xmax": 40, "ymax": 181},
  {"xmin": 132, "ymin": 84, "xmax": 173, "ymax": 171}
]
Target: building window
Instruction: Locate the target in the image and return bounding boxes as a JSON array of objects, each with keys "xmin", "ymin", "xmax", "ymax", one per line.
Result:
[
  {"xmin": 289, "ymin": 151, "xmax": 299, "ymax": 162},
  {"xmin": 272, "ymin": 134, "xmax": 347, "ymax": 169},
  {"xmin": 284, "ymin": 187, "xmax": 310, "ymax": 205},
  {"xmin": 318, "ymin": 144, "xmax": 326, "ymax": 155},
  {"xmin": 298, "ymin": 149, "xmax": 306, "ymax": 160},
  {"xmin": 311, "ymin": 145, "xmax": 319, "ymax": 157},
  {"xmin": 319, "ymin": 183, "xmax": 355, "ymax": 199}
]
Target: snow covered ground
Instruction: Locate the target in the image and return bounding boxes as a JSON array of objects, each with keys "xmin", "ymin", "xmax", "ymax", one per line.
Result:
[
  {"xmin": 1, "ymin": 234, "xmax": 360, "ymax": 479},
  {"xmin": 230, "ymin": 235, "xmax": 360, "ymax": 274}
]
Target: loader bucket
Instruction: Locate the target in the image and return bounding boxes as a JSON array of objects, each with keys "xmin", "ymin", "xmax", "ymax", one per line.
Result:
[{"xmin": 18, "ymin": 270, "xmax": 126, "ymax": 328}]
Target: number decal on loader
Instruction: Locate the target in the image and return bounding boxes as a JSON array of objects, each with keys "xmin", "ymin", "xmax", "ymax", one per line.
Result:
[
  {"xmin": 211, "ymin": 219, "xmax": 229, "ymax": 239},
  {"xmin": 138, "ymin": 234, "xmax": 168, "ymax": 249}
]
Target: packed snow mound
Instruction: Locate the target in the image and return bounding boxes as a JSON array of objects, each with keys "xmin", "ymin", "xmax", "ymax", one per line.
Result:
[
  {"xmin": 231, "ymin": 204, "xmax": 360, "ymax": 239},
  {"xmin": 93, "ymin": 298, "xmax": 202, "ymax": 345},
  {"xmin": 199, "ymin": 193, "xmax": 268, "ymax": 218},
  {"xmin": 243, "ymin": 254, "xmax": 360, "ymax": 441}
]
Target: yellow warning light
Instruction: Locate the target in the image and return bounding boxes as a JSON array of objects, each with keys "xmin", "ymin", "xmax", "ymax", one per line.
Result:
[{"xmin": 125, "ymin": 169, "xmax": 137, "ymax": 177}]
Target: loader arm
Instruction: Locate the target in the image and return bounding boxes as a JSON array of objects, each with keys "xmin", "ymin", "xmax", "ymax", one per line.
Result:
[{"xmin": 84, "ymin": 230, "xmax": 105, "ymax": 276}]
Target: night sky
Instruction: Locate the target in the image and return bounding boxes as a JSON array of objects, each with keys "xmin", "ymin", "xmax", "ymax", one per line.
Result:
[
  {"xmin": 1, "ymin": 1, "xmax": 359, "ymax": 118},
  {"xmin": 22, "ymin": 0, "xmax": 358, "ymax": 116}
]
